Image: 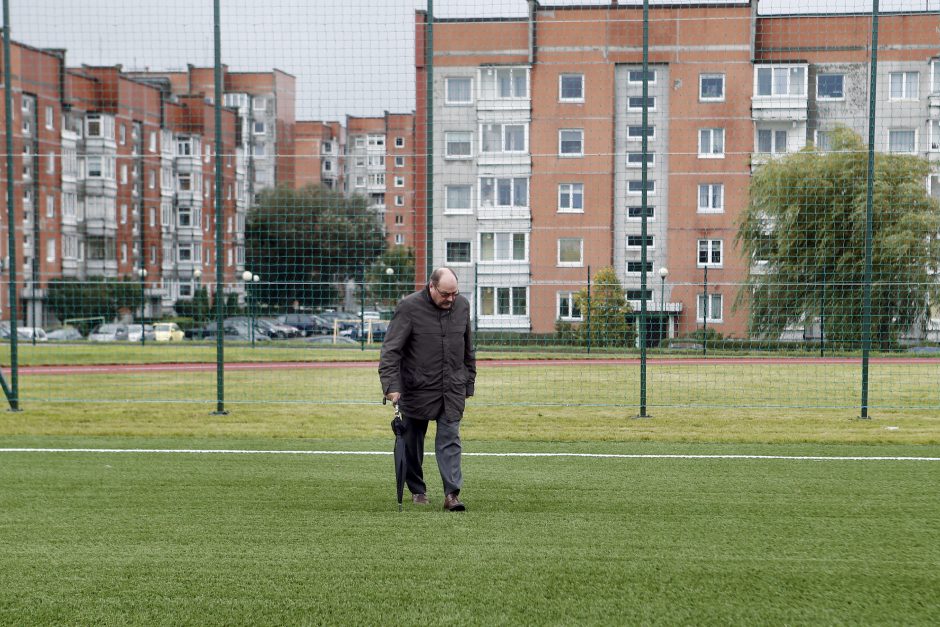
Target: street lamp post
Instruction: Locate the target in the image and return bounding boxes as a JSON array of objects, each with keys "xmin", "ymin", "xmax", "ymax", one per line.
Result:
[
  {"xmin": 242, "ymin": 270, "xmax": 258, "ymax": 348},
  {"xmin": 137, "ymin": 268, "xmax": 147, "ymax": 346},
  {"xmin": 658, "ymin": 266, "xmax": 669, "ymax": 346},
  {"xmin": 193, "ymin": 268, "xmax": 203, "ymax": 326},
  {"xmin": 385, "ymin": 266, "xmax": 394, "ymax": 307}
]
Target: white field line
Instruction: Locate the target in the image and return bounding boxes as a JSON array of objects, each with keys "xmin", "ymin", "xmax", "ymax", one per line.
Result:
[{"xmin": 0, "ymin": 448, "xmax": 938, "ymax": 461}]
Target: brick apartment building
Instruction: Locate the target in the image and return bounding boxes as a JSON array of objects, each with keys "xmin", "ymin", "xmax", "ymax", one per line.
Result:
[{"xmin": 414, "ymin": 1, "xmax": 940, "ymax": 338}]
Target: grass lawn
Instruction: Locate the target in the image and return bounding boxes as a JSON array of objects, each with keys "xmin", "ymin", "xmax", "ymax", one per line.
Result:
[{"xmin": 0, "ymin": 441, "xmax": 938, "ymax": 625}]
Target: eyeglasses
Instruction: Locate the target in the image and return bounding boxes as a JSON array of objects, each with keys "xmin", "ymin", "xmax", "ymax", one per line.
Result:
[{"xmin": 432, "ymin": 284, "xmax": 459, "ymax": 299}]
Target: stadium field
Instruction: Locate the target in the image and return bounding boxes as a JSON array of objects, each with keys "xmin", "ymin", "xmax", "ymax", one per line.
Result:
[{"xmin": 0, "ymin": 439, "xmax": 937, "ymax": 625}]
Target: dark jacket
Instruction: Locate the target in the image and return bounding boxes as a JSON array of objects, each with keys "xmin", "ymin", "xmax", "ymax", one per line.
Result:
[{"xmin": 379, "ymin": 286, "xmax": 476, "ymax": 420}]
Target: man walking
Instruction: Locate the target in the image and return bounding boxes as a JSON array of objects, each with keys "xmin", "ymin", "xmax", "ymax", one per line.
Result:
[{"xmin": 379, "ymin": 267, "xmax": 476, "ymax": 511}]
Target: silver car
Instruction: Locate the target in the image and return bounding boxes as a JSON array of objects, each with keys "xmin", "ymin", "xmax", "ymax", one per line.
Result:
[{"xmin": 88, "ymin": 323, "xmax": 130, "ymax": 342}]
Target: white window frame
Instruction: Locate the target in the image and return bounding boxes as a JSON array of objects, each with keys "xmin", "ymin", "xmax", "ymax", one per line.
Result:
[
  {"xmin": 557, "ymin": 237, "xmax": 584, "ymax": 267},
  {"xmin": 627, "ymin": 125, "xmax": 655, "ymax": 142},
  {"xmin": 816, "ymin": 73, "xmax": 845, "ymax": 100},
  {"xmin": 627, "ymin": 69, "xmax": 657, "ymax": 85},
  {"xmin": 559, "ymin": 73, "xmax": 584, "ymax": 103},
  {"xmin": 44, "ymin": 105, "xmax": 54, "ymax": 130},
  {"xmin": 253, "ymin": 97, "xmax": 267, "ymax": 112},
  {"xmin": 697, "ymin": 183, "xmax": 724, "ymax": 214},
  {"xmin": 626, "ymin": 152, "xmax": 655, "ymax": 167},
  {"xmin": 46, "ymin": 194, "xmax": 55, "ymax": 218},
  {"xmin": 627, "ymin": 180, "xmax": 655, "ymax": 195},
  {"xmin": 395, "ymin": 137, "xmax": 404, "ymax": 148},
  {"xmin": 494, "ymin": 67, "xmax": 529, "ymax": 99},
  {"xmin": 626, "ymin": 235, "xmax": 655, "ymax": 250},
  {"xmin": 558, "ymin": 129, "xmax": 584, "ymax": 157},
  {"xmin": 480, "ymin": 123, "xmax": 528, "ymax": 154},
  {"xmin": 697, "ymin": 239, "xmax": 723, "ymax": 268},
  {"xmin": 757, "ymin": 128, "xmax": 789, "ymax": 155},
  {"xmin": 395, "ymin": 156, "xmax": 405, "ymax": 167},
  {"xmin": 699, "ymin": 73, "xmax": 725, "ymax": 102},
  {"xmin": 46, "ymin": 151, "xmax": 55, "ymax": 174},
  {"xmin": 698, "ymin": 128, "xmax": 725, "ymax": 158},
  {"xmin": 929, "ymin": 120, "xmax": 940, "ymax": 152},
  {"xmin": 394, "ymin": 234, "xmax": 405, "ymax": 246},
  {"xmin": 445, "ymin": 131, "xmax": 473, "ymax": 159},
  {"xmin": 888, "ymin": 129, "xmax": 917, "ymax": 154},
  {"xmin": 46, "ymin": 238, "xmax": 56, "ymax": 263},
  {"xmin": 253, "ymin": 121, "xmax": 266, "ymax": 135},
  {"xmin": 626, "ymin": 261, "xmax": 654, "ymax": 275},
  {"xmin": 557, "ymin": 291, "xmax": 583, "ymax": 321},
  {"xmin": 394, "ymin": 195, "xmax": 405, "ymax": 207},
  {"xmin": 627, "ymin": 96, "xmax": 656, "ymax": 112},
  {"xmin": 479, "ymin": 177, "xmax": 529, "ymax": 209},
  {"xmin": 445, "ymin": 240, "xmax": 473, "ymax": 265},
  {"xmin": 932, "ymin": 60, "xmax": 940, "ymax": 94},
  {"xmin": 444, "ymin": 185, "xmax": 473, "ymax": 215},
  {"xmin": 697, "ymin": 293, "xmax": 723, "ymax": 323},
  {"xmin": 445, "ymin": 77, "xmax": 473, "ymax": 105},
  {"xmin": 558, "ymin": 183, "xmax": 584, "ymax": 213},
  {"xmin": 889, "ymin": 71, "xmax": 919, "ymax": 101},
  {"xmin": 755, "ymin": 65, "xmax": 807, "ymax": 97},
  {"xmin": 394, "ymin": 176, "xmax": 405, "ymax": 188},
  {"xmin": 479, "ymin": 232, "xmax": 528, "ymax": 263},
  {"xmin": 478, "ymin": 286, "xmax": 529, "ymax": 317},
  {"xmin": 627, "ymin": 205, "xmax": 655, "ymax": 221}
]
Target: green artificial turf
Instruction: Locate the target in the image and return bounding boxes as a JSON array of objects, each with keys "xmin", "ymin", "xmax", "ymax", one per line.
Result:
[{"xmin": 0, "ymin": 442, "xmax": 937, "ymax": 625}]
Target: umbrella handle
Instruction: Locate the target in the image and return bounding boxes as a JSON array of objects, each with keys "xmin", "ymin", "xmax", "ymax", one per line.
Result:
[{"xmin": 393, "ymin": 402, "xmax": 402, "ymax": 421}]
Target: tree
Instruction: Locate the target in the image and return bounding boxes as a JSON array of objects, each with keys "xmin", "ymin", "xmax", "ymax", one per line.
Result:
[
  {"xmin": 46, "ymin": 277, "xmax": 140, "ymax": 332},
  {"xmin": 574, "ymin": 266, "xmax": 636, "ymax": 348},
  {"xmin": 245, "ymin": 185, "xmax": 386, "ymax": 310},
  {"xmin": 365, "ymin": 246, "xmax": 416, "ymax": 307},
  {"xmin": 737, "ymin": 126, "xmax": 940, "ymax": 348}
]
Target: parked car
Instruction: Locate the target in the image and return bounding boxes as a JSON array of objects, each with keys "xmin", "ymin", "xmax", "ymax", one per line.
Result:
[
  {"xmin": 305, "ymin": 334, "xmax": 358, "ymax": 345},
  {"xmin": 14, "ymin": 326, "xmax": 48, "ymax": 342},
  {"xmin": 153, "ymin": 322, "xmax": 185, "ymax": 342},
  {"xmin": 46, "ymin": 326, "xmax": 84, "ymax": 341},
  {"xmin": 127, "ymin": 324, "xmax": 156, "ymax": 342},
  {"xmin": 343, "ymin": 320, "xmax": 389, "ymax": 343},
  {"xmin": 89, "ymin": 323, "xmax": 130, "ymax": 342},
  {"xmin": 276, "ymin": 313, "xmax": 330, "ymax": 337},
  {"xmin": 357, "ymin": 310, "xmax": 382, "ymax": 321},
  {"xmin": 257, "ymin": 318, "xmax": 301, "ymax": 339}
]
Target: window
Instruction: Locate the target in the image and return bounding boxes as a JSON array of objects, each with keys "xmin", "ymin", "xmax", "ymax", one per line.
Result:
[
  {"xmin": 627, "ymin": 206, "xmax": 655, "ymax": 220},
  {"xmin": 559, "ymin": 129, "xmax": 583, "ymax": 157},
  {"xmin": 888, "ymin": 129, "xmax": 916, "ymax": 154},
  {"xmin": 933, "ymin": 60, "xmax": 940, "ymax": 93},
  {"xmin": 558, "ymin": 183, "xmax": 584, "ymax": 213},
  {"xmin": 480, "ymin": 286, "xmax": 528, "ymax": 316},
  {"xmin": 627, "ymin": 261, "xmax": 653, "ymax": 274},
  {"xmin": 149, "ymin": 131, "xmax": 157, "ymax": 152},
  {"xmin": 148, "ymin": 170, "xmax": 156, "ymax": 189},
  {"xmin": 756, "ymin": 66, "xmax": 806, "ymax": 97},
  {"xmin": 367, "ymin": 155, "xmax": 385, "ymax": 167},
  {"xmin": 699, "ymin": 128, "xmax": 725, "ymax": 158},
  {"xmin": 757, "ymin": 129, "xmax": 788, "ymax": 154},
  {"xmin": 481, "ymin": 123, "xmax": 527, "ymax": 153},
  {"xmin": 178, "ymin": 244, "xmax": 193, "ymax": 262},
  {"xmin": 46, "ymin": 152, "xmax": 55, "ymax": 174},
  {"xmin": 628, "ymin": 180, "xmax": 655, "ymax": 194},
  {"xmin": 394, "ymin": 234, "xmax": 405, "ymax": 245},
  {"xmin": 697, "ymin": 293, "xmax": 723, "ymax": 323},
  {"xmin": 368, "ymin": 134, "xmax": 385, "ymax": 147},
  {"xmin": 626, "ymin": 290, "xmax": 653, "ymax": 301},
  {"xmin": 558, "ymin": 292, "xmax": 583, "ymax": 321},
  {"xmin": 45, "ymin": 105, "xmax": 54, "ymax": 130},
  {"xmin": 395, "ymin": 156, "xmax": 405, "ymax": 167},
  {"xmin": 120, "ymin": 164, "xmax": 128, "ymax": 185},
  {"xmin": 120, "ymin": 242, "xmax": 127, "ymax": 264},
  {"xmin": 46, "ymin": 238, "xmax": 56, "ymax": 262},
  {"xmin": 253, "ymin": 121, "xmax": 266, "ymax": 135},
  {"xmin": 698, "ymin": 184, "xmax": 724, "ymax": 213},
  {"xmin": 446, "ymin": 241, "xmax": 472, "ymax": 264},
  {"xmin": 63, "ymin": 193, "xmax": 76, "ymax": 218},
  {"xmin": 394, "ymin": 214, "xmax": 404, "ymax": 225},
  {"xmin": 86, "ymin": 155, "xmax": 103, "ymax": 178},
  {"xmin": 120, "ymin": 203, "xmax": 128, "ymax": 225},
  {"xmin": 368, "ymin": 173, "xmax": 385, "ymax": 186},
  {"xmin": 817, "ymin": 73, "xmax": 845, "ymax": 99},
  {"xmin": 355, "ymin": 137, "xmax": 366, "ymax": 148},
  {"xmin": 627, "ymin": 96, "xmax": 656, "ymax": 111},
  {"xmin": 559, "ymin": 74, "xmax": 584, "ymax": 102},
  {"xmin": 627, "ymin": 235, "xmax": 655, "ymax": 249},
  {"xmin": 149, "ymin": 207, "xmax": 156, "ymax": 227},
  {"xmin": 394, "ymin": 176, "xmax": 404, "ymax": 187},
  {"xmin": 394, "ymin": 195, "xmax": 405, "ymax": 207},
  {"xmin": 697, "ymin": 239, "xmax": 723, "ymax": 268},
  {"xmin": 495, "ymin": 68, "xmax": 528, "ymax": 98},
  {"xmin": 446, "ymin": 77, "xmax": 472, "ymax": 104},
  {"xmin": 445, "ymin": 132, "xmax": 472, "ymax": 158},
  {"xmin": 253, "ymin": 97, "xmax": 267, "ymax": 111},
  {"xmin": 46, "ymin": 195, "xmax": 55, "ymax": 218},
  {"xmin": 480, "ymin": 177, "xmax": 528, "ymax": 208},
  {"xmin": 395, "ymin": 137, "xmax": 404, "ymax": 148},
  {"xmin": 177, "ymin": 137, "xmax": 194, "ymax": 156},
  {"xmin": 627, "ymin": 152, "xmax": 655, "ymax": 167},
  {"xmin": 445, "ymin": 185, "xmax": 472, "ymax": 213},
  {"xmin": 930, "ymin": 120, "xmax": 940, "ymax": 151},
  {"xmin": 480, "ymin": 232, "xmax": 527, "ymax": 262},
  {"xmin": 700, "ymin": 74, "xmax": 725, "ymax": 101},
  {"xmin": 119, "ymin": 124, "xmax": 126, "ymax": 145},
  {"xmin": 627, "ymin": 125, "xmax": 655, "ymax": 141},
  {"xmin": 628, "ymin": 69, "xmax": 656, "ymax": 84},
  {"xmin": 355, "ymin": 176, "xmax": 365, "ymax": 188},
  {"xmin": 557, "ymin": 238, "xmax": 583, "ymax": 267},
  {"xmin": 178, "ymin": 173, "xmax": 192, "ymax": 191},
  {"xmin": 86, "ymin": 114, "xmax": 102, "ymax": 137},
  {"xmin": 815, "ymin": 130, "xmax": 833, "ymax": 152},
  {"xmin": 889, "ymin": 71, "xmax": 919, "ymax": 100}
]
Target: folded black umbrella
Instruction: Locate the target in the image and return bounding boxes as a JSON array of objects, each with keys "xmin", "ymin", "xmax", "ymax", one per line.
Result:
[{"xmin": 390, "ymin": 402, "xmax": 406, "ymax": 512}]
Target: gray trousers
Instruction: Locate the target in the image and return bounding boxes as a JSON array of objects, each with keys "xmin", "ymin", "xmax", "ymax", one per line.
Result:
[{"xmin": 403, "ymin": 415, "xmax": 462, "ymax": 496}]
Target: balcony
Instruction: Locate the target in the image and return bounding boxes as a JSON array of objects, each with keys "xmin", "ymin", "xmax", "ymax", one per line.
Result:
[{"xmin": 752, "ymin": 95, "xmax": 807, "ymax": 122}]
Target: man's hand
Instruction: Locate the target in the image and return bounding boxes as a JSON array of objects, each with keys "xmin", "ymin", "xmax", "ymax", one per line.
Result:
[{"xmin": 386, "ymin": 392, "xmax": 401, "ymax": 404}]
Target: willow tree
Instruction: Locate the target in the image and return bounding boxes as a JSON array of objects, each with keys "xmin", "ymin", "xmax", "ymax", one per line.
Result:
[{"xmin": 736, "ymin": 126, "xmax": 940, "ymax": 348}]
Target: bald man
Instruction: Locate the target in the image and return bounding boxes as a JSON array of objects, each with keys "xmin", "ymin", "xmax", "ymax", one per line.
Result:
[{"xmin": 379, "ymin": 267, "xmax": 476, "ymax": 511}]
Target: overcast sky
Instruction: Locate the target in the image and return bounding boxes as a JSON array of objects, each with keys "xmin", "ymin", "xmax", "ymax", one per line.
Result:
[{"xmin": 14, "ymin": 1, "xmax": 939, "ymax": 121}]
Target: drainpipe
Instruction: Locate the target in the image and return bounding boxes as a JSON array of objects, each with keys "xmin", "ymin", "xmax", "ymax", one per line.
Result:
[{"xmin": 528, "ymin": 0, "xmax": 538, "ymax": 65}]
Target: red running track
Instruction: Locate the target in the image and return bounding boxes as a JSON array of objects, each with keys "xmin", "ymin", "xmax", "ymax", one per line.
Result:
[{"xmin": 4, "ymin": 356, "xmax": 937, "ymax": 376}]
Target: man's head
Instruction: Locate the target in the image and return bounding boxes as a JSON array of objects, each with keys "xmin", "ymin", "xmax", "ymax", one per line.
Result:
[{"xmin": 428, "ymin": 267, "xmax": 459, "ymax": 309}]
